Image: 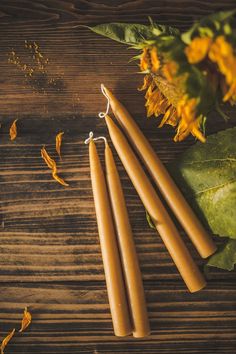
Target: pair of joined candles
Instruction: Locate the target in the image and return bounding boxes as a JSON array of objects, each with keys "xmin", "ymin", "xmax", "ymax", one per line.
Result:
[
  {"xmin": 85, "ymin": 132, "xmax": 150, "ymax": 338},
  {"xmin": 86, "ymin": 85, "xmax": 217, "ymax": 337}
]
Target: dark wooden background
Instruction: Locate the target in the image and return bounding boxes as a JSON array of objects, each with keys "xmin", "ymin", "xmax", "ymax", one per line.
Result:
[{"xmin": 0, "ymin": 1, "xmax": 236, "ymax": 353}]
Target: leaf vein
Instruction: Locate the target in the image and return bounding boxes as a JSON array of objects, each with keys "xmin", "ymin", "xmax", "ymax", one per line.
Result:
[
  {"xmin": 183, "ymin": 157, "xmax": 236, "ymax": 165},
  {"xmin": 195, "ymin": 178, "xmax": 236, "ymax": 196}
]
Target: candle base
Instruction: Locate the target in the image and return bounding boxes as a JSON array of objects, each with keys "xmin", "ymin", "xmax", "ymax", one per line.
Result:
[{"xmin": 133, "ymin": 330, "xmax": 151, "ymax": 338}]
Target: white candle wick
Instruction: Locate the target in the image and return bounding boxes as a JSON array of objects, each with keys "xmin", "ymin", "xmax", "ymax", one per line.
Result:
[
  {"xmin": 84, "ymin": 131, "xmax": 107, "ymax": 145},
  {"xmin": 98, "ymin": 83, "xmax": 110, "ymax": 119}
]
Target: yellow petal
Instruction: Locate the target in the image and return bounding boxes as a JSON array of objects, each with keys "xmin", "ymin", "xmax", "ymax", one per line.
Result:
[
  {"xmin": 19, "ymin": 307, "xmax": 32, "ymax": 333},
  {"xmin": 159, "ymin": 106, "xmax": 178, "ymax": 127},
  {"xmin": 52, "ymin": 170, "xmax": 69, "ymax": 187},
  {"xmin": 223, "ymin": 80, "xmax": 236, "ymax": 102},
  {"xmin": 150, "ymin": 46, "xmax": 160, "ymax": 72},
  {"xmin": 1, "ymin": 329, "xmax": 15, "ymax": 354},
  {"xmin": 208, "ymin": 36, "xmax": 236, "ymax": 87},
  {"xmin": 174, "ymin": 116, "xmax": 206, "ymax": 142},
  {"xmin": 139, "ymin": 47, "xmax": 149, "ymax": 71},
  {"xmin": 41, "ymin": 146, "xmax": 69, "ymax": 186},
  {"xmin": 138, "ymin": 75, "xmax": 152, "ymax": 91},
  {"xmin": 41, "ymin": 146, "xmax": 56, "ymax": 170},
  {"xmin": 185, "ymin": 37, "xmax": 212, "ymax": 64},
  {"xmin": 9, "ymin": 119, "xmax": 18, "ymax": 141},
  {"xmin": 56, "ymin": 132, "xmax": 64, "ymax": 160}
]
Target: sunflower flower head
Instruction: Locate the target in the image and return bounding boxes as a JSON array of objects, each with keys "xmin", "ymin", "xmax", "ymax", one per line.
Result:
[{"xmin": 185, "ymin": 36, "xmax": 212, "ymax": 64}]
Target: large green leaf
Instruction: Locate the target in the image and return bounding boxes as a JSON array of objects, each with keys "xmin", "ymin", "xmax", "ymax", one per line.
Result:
[
  {"xmin": 207, "ymin": 239, "xmax": 236, "ymax": 271},
  {"xmin": 169, "ymin": 127, "xmax": 236, "ymax": 271},
  {"xmin": 88, "ymin": 22, "xmax": 179, "ymax": 46},
  {"xmin": 170, "ymin": 127, "xmax": 236, "ymax": 239},
  {"xmin": 88, "ymin": 23, "xmax": 155, "ymax": 45}
]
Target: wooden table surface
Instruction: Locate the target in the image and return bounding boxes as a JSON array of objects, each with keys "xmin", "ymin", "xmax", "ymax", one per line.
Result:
[{"xmin": 0, "ymin": 1, "xmax": 236, "ymax": 353}]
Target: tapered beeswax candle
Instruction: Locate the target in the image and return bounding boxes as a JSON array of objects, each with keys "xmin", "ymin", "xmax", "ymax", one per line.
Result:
[
  {"xmin": 105, "ymin": 115, "xmax": 206, "ymax": 293},
  {"xmin": 88, "ymin": 139, "xmax": 132, "ymax": 336},
  {"xmin": 105, "ymin": 142, "xmax": 150, "ymax": 338},
  {"xmin": 102, "ymin": 86, "xmax": 216, "ymax": 259}
]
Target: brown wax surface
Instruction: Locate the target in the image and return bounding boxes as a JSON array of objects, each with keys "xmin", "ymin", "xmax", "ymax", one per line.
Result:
[
  {"xmin": 103, "ymin": 86, "xmax": 216, "ymax": 259},
  {"xmin": 89, "ymin": 140, "xmax": 132, "ymax": 337},
  {"xmin": 105, "ymin": 116, "xmax": 206, "ymax": 293},
  {"xmin": 105, "ymin": 143, "xmax": 150, "ymax": 338}
]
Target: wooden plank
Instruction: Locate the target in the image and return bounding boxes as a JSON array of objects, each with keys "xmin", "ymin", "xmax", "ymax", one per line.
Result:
[{"xmin": 0, "ymin": 282, "xmax": 235, "ymax": 353}]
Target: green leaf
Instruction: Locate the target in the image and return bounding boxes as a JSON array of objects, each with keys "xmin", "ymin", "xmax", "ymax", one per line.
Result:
[
  {"xmin": 207, "ymin": 239, "xmax": 236, "ymax": 271},
  {"xmin": 87, "ymin": 23, "xmax": 155, "ymax": 45},
  {"xmin": 152, "ymin": 24, "xmax": 180, "ymax": 37},
  {"xmin": 169, "ymin": 127, "xmax": 236, "ymax": 271},
  {"xmin": 145, "ymin": 210, "xmax": 156, "ymax": 229},
  {"xmin": 169, "ymin": 127, "xmax": 236, "ymax": 239},
  {"xmin": 88, "ymin": 22, "xmax": 179, "ymax": 46}
]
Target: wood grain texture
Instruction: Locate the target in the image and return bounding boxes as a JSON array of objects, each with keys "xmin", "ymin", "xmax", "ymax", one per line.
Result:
[{"xmin": 0, "ymin": 1, "xmax": 235, "ymax": 353}]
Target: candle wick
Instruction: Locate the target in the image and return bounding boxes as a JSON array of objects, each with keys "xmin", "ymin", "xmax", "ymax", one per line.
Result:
[
  {"xmin": 84, "ymin": 131, "xmax": 107, "ymax": 145},
  {"xmin": 98, "ymin": 83, "xmax": 110, "ymax": 118},
  {"xmin": 84, "ymin": 131, "xmax": 94, "ymax": 144},
  {"xmin": 93, "ymin": 136, "xmax": 107, "ymax": 145}
]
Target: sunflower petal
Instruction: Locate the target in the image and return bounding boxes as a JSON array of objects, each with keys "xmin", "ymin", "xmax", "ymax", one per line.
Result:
[
  {"xmin": 9, "ymin": 119, "xmax": 18, "ymax": 141},
  {"xmin": 41, "ymin": 146, "xmax": 69, "ymax": 186},
  {"xmin": 1, "ymin": 329, "xmax": 15, "ymax": 354},
  {"xmin": 56, "ymin": 132, "xmax": 64, "ymax": 160},
  {"xmin": 19, "ymin": 307, "xmax": 32, "ymax": 333}
]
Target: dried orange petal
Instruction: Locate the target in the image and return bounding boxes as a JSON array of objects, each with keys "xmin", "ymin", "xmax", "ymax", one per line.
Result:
[
  {"xmin": 56, "ymin": 132, "xmax": 64, "ymax": 160},
  {"xmin": 41, "ymin": 146, "xmax": 69, "ymax": 186},
  {"xmin": 52, "ymin": 171, "xmax": 69, "ymax": 187},
  {"xmin": 19, "ymin": 307, "xmax": 32, "ymax": 333},
  {"xmin": 9, "ymin": 119, "xmax": 18, "ymax": 141},
  {"xmin": 1, "ymin": 328, "xmax": 15, "ymax": 354},
  {"xmin": 41, "ymin": 146, "xmax": 56, "ymax": 170}
]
